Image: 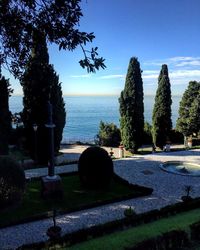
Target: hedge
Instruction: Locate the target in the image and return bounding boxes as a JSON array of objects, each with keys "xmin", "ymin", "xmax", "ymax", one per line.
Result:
[{"xmin": 18, "ymin": 197, "xmax": 200, "ymax": 249}]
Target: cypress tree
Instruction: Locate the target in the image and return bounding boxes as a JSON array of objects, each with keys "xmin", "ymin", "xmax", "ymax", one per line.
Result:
[
  {"xmin": 0, "ymin": 70, "xmax": 12, "ymax": 155},
  {"xmin": 21, "ymin": 31, "xmax": 66, "ymax": 163},
  {"xmin": 152, "ymin": 64, "xmax": 172, "ymax": 149},
  {"xmin": 176, "ymin": 81, "xmax": 200, "ymax": 137},
  {"xmin": 119, "ymin": 57, "xmax": 144, "ymax": 152},
  {"xmin": 189, "ymin": 93, "xmax": 200, "ymax": 134}
]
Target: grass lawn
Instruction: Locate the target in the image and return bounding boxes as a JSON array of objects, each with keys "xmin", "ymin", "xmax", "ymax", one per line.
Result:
[
  {"xmin": 67, "ymin": 208, "xmax": 200, "ymax": 250},
  {"xmin": 0, "ymin": 173, "xmax": 147, "ymax": 228}
]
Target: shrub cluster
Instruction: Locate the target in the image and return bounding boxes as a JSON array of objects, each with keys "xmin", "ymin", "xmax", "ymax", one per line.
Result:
[
  {"xmin": 0, "ymin": 156, "xmax": 25, "ymax": 208},
  {"xmin": 96, "ymin": 121, "xmax": 121, "ymax": 147},
  {"xmin": 78, "ymin": 146, "xmax": 113, "ymax": 189}
]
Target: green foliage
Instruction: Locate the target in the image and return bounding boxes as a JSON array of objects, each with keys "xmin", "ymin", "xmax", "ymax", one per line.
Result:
[
  {"xmin": 96, "ymin": 121, "xmax": 121, "ymax": 147},
  {"xmin": 48, "ymin": 72, "xmax": 66, "ymax": 154},
  {"xmin": 119, "ymin": 57, "xmax": 144, "ymax": 152},
  {"xmin": 78, "ymin": 146, "xmax": 113, "ymax": 189},
  {"xmin": 21, "ymin": 32, "xmax": 66, "ymax": 163},
  {"xmin": 176, "ymin": 81, "xmax": 200, "ymax": 136},
  {"xmin": 152, "ymin": 64, "xmax": 172, "ymax": 149},
  {"xmin": 0, "ymin": 72, "xmax": 12, "ymax": 155},
  {"xmin": 0, "ymin": 156, "xmax": 25, "ymax": 208},
  {"xmin": 189, "ymin": 94, "xmax": 200, "ymax": 133},
  {"xmin": 0, "ymin": 0, "xmax": 106, "ymax": 78},
  {"xmin": 124, "ymin": 206, "xmax": 136, "ymax": 217},
  {"xmin": 9, "ymin": 126, "xmax": 26, "ymax": 150},
  {"xmin": 169, "ymin": 129, "xmax": 183, "ymax": 144},
  {"xmin": 143, "ymin": 122, "xmax": 152, "ymax": 144},
  {"xmin": 63, "ymin": 208, "xmax": 200, "ymax": 250}
]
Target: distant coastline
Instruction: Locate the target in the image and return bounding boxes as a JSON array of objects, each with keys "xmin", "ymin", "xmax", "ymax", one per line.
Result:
[
  {"xmin": 11, "ymin": 94, "xmax": 182, "ymax": 97},
  {"xmin": 9, "ymin": 95, "xmax": 182, "ymax": 143}
]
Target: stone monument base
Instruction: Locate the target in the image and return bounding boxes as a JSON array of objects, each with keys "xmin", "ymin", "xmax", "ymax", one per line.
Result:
[{"xmin": 41, "ymin": 175, "xmax": 63, "ymax": 199}]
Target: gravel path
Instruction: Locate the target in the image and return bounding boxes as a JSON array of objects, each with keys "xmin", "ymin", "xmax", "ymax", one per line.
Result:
[
  {"xmin": 1, "ymin": 149, "xmax": 200, "ymax": 250},
  {"xmin": 25, "ymin": 164, "xmax": 78, "ymax": 179}
]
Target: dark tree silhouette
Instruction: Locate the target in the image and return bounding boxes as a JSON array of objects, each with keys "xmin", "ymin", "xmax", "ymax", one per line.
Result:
[
  {"xmin": 0, "ymin": 70, "xmax": 12, "ymax": 155},
  {"xmin": 152, "ymin": 64, "xmax": 172, "ymax": 149},
  {"xmin": 0, "ymin": 0, "xmax": 106, "ymax": 78},
  {"xmin": 119, "ymin": 57, "xmax": 144, "ymax": 153},
  {"xmin": 21, "ymin": 32, "xmax": 66, "ymax": 163},
  {"xmin": 176, "ymin": 81, "xmax": 200, "ymax": 137}
]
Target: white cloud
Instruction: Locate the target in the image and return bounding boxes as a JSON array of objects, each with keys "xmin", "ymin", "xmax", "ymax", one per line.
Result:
[
  {"xmin": 144, "ymin": 56, "xmax": 200, "ymax": 68},
  {"xmin": 169, "ymin": 57, "xmax": 200, "ymax": 67},
  {"xmin": 170, "ymin": 70, "xmax": 200, "ymax": 78},
  {"xmin": 143, "ymin": 61, "xmax": 164, "ymax": 66},
  {"xmin": 142, "ymin": 69, "xmax": 200, "ymax": 86},
  {"xmin": 176, "ymin": 60, "xmax": 200, "ymax": 67},
  {"xmin": 143, "ymin": 70, "xmax": 159, "ymax": 74},
  {"xmin": 142, "ymin": 70, "xmax": 159, "ymax": 79},
  {"xmin": 169, "ymin": 79, "xmax": 187, "ymax": 85},
  {"xmin": 70, "ymin": 74, "xmax": 91, "ymax": 78},
  {"xmin": 142, "ymin": 57, "xmax": 200, "ymax": 87},
  {"xmin": 143, "ymin": 74, "xmax": 158, "ymax": 79},
  {"xmin": 100, "ymin": 74, "xmax": 125, "ymax": 79},
  {"xmin": 169, "ymin": 56, "xmax": 197, "ymax": 62}
]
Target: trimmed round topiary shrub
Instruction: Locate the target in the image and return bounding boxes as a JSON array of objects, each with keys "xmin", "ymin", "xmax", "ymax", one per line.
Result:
[
  {"xmin": 78, "ymin": 146, "xmax": 113, "ymax": 189},
  {"xmin": 0, "ymin": 156, "xmax": 26, "ymax": 209}
]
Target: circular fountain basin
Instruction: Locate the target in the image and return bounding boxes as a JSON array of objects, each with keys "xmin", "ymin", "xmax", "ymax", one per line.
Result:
[{"xmin": 160, "ymin": 161, "xmax": 200, "ymax": 176}]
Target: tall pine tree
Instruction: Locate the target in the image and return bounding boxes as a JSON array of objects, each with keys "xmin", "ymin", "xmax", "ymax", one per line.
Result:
[
  {"xmin": 119, "ymin": 57, "xmax": 144, "ymax": 153},
  {"xmin": 152, "ymin": 64, "xmax": 172, "ymax": 149},
  {"xmin": 21, "ymin": 31, "xmax": 66, "ymax": 163},
  {"xmin": 0, "ymin": 69, "xmax": 12, "ymax": 155}
]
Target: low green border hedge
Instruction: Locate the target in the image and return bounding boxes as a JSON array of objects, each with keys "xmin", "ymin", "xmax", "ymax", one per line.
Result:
[{"xmin": 17, "ymin": 197, "xmax": 200, "ymax": 249}]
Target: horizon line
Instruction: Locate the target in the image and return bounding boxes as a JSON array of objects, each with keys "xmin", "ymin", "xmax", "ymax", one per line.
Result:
[{"xmin": 11, "ymin": 93, "xmax": 182, "ymax": 97}]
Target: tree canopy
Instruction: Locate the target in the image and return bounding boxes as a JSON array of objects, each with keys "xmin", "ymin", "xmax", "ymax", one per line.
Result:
[
  {"xmin": 21, "ymin": 32, "xmax": 66, "ymax": 163},
  {"xmin": 119, "ymin": 57, "xmax": 144, "ymax": 152},
  {"xmin": 0, "ymin": 0, "xmax": 106, "ymax": 78},
  {"xmin": 152, "ymin": 64, "xmax": 172, "ymax": 149},
  {"xmin": 176, "ymin": 81, "xmax": 200, "ymax": 137},
  {"xmin": 0, "ymin": 71, "xmax": 12, "ymax": 155}
]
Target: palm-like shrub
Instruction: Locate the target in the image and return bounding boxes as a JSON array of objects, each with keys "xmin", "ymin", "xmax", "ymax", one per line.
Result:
[
  {"xmin": 78, "ymin": 146, "xmax": 113, "ymax": 189},
  {"xmin": 0, "ymin": 156, "xmax": 25, "ymax": 208}
]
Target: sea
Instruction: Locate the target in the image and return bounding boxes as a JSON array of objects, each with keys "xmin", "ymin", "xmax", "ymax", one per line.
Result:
[{"xmin": 9, "ymin": 95, "xmax": 182, "ymax": 143}]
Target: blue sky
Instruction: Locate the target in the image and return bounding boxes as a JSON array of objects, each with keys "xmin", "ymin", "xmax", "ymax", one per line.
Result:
[{"xmin": 3, "ymin": 0, "xmax": 200, "ymax": 96}]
